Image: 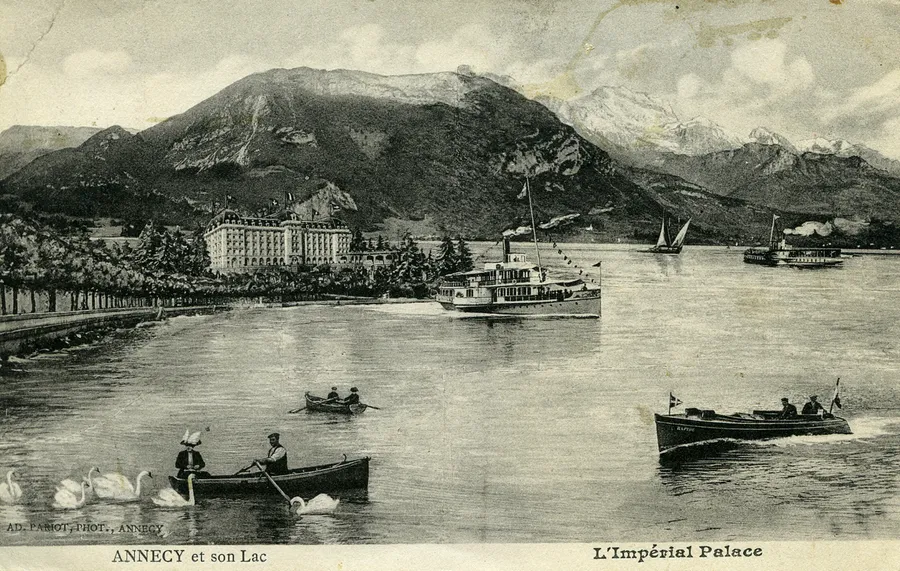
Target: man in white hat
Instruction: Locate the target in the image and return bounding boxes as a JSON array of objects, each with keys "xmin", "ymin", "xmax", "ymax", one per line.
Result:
[{"xmin": 175, "ymin": 430, "xmax": 206, "ymax": 479}]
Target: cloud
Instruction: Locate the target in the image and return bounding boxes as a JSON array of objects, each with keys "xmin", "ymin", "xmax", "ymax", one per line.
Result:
[
  {"xmin": 63, "ymin": 50, "xmax": 132, "ymax": 77},
  {"xmin": 676, "ymin": 73, "xmax": 701, "ymax": 100},
  {"xmin": 822, "ymin": 68, "xmax": 900, "ymax": 121},
  {"xmin": 615, "ymin": 44, "xmax": 656, "ymax": 80},
  {"xmin": 728, "ymin": 40, "xmax": 813, "ymax": 95}
]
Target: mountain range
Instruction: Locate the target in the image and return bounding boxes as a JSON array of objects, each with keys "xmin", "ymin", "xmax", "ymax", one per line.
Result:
[
  {"xmin": 0, "ymin": 125, "xmax": 103, "ymax": 180},
  {"xmin": 2, "ymin": 68, "xmax": 900, "ymax": 246}
]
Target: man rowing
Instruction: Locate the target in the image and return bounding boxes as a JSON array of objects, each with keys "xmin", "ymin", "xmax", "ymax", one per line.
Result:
[
  {"xmin": 340, "ymin": 387, "xmax": 360, "ymax": 406},
  {"xmin": 254, "ymin": 433, "xmax": 288, "ymax": 475}
]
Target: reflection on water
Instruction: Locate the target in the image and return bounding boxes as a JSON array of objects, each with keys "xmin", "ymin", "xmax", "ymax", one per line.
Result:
[{"xmin": 3, "ymin": 246, "xmax": 900, "ymax": 545}]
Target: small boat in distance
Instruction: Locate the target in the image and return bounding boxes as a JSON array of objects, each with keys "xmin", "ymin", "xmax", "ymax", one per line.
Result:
[
  {"xmin": 743, "ymin": 215, "xmax": 842, "ymax": 267},
  {"xmin": 644, "ymin": 217, "xmax": 690, "ymax": 254},
  {"xmin": 168, "ymin": 457, "xmax": 370, "ymax": 499},
  {"xmin": 304, "ymin": 392, "xmax": 368, "ymax": 415}
]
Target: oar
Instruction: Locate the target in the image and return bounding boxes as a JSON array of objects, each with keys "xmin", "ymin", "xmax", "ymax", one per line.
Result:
[
  {"xmin": 233, "ymin": 462, "xmax": 258, "ymax": 475},
  {"xmin": 289, "ymin": 396, "xmax": 339, "ymax": 414},
  {"xmin": 254, "ymin": 462, "xmax": 292, "ymax": 504},
  {"xmin": 360, "ymin": 403, "xmax": 381, "ymax": 410}
]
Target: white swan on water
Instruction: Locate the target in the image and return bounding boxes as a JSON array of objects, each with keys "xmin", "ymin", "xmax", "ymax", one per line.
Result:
[
  {"xmin": 290, "ymin": 493, "xmax": 339, "ymax": 515},
  {"xmin": 0, "ymin": 470, "xmax": 23, "ymax": 504},
  {"xmin": 94, "ymin": 470, "xmax": 152, "ymax": 501},
  {"xmin": 53, "ymin": 482, "xmax": 88, "ymax": 510},
  {"xmin": 152, "ymin": 474, "xmax": 195, "ymax": 508},
  {"xmin": 58, "ymin": 467, "xmax": 100, "ymax": 498}
]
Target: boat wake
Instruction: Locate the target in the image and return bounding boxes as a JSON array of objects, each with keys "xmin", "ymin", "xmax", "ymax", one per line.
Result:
[
  {"xmin": 362, "ymin": 302, "xmax": 446, "ymax": 317},
  {"xmin": 759, "ymin": 416, "xmax": 898, "ymax": 449}
]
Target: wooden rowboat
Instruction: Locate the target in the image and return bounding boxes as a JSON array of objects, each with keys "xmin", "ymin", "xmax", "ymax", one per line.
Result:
[
  {"xmin": 167, "ymin": 456, "xmax": 369, "ymax": 499},
  {"xmin": 305, "ymin": 392, "xmax": 368, "ymax": 414}
]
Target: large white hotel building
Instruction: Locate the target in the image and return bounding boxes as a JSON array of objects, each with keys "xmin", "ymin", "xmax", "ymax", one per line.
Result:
[{"xmin": 204, "ymin": 210, "xmax": 353, "ymax": 273}]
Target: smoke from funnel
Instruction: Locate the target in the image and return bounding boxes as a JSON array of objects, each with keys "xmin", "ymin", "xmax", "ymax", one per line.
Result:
[{"xmin": 783, "ymin": 221, "xmax": 833, "ymax": 237}]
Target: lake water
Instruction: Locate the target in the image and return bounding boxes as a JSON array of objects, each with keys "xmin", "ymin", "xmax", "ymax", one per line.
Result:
[{"xmin": 2, "ymin": 244, "xmax": 900, "ymax": 546}]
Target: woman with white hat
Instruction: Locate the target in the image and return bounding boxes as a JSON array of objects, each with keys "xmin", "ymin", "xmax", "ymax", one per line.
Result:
[{"xmin": 175, "ymin": 430, "xmax": 206, "ymax": 479}]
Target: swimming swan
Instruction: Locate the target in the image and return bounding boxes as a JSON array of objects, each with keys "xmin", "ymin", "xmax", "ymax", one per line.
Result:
[
  {"xmin": 53, "ymin": 482, "xmax": 88, "ymax": 510},
  {"xmin": 290, "ymin": 493, "xmax": 339, "ymax": 515},
  {"xmin": 94, "ymin": 470, "xmax": 152, "ymax": 501},
  {"xmin": 58, "ymin": 467, "xmax": 100, "ymax": 497},
  {"xmin": 152, "ymin": 474, "xmax": 195, "ymax": 508},
  {"xmin": 0, "ymin": 470, "xmax": 22, "ymax": 504}
]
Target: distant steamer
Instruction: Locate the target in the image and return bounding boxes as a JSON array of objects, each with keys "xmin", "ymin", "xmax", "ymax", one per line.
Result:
[{"xmin": 743, "ymin": 215, "xmax": 843, "ymax": 268}]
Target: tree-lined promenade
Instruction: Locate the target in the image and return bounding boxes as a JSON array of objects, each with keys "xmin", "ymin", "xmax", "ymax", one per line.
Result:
[{"xmin": 0, "ymin": 213, "xmax": 475, "ymax": 318}]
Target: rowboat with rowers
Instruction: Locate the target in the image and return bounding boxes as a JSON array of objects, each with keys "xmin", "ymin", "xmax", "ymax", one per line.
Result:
[
  {"xmin": 302, "ymin": 392, "xmax": 368, "ymax": 414},
  {"xmin": 167, "ymin": 456, "xmax": 370, "ymax": 498}
]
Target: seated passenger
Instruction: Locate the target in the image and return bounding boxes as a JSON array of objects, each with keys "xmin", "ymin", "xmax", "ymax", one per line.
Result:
[
  {"xmin": 778, "ymin": 397, "xmax": 798, "ymax": 419},
  {"xmin": 801, "ymin": 395, "xmax": 825, "ymax": 415},
  {"xmin": 341, "ymin": 387, "xmax": 360, "ymax": 405}
]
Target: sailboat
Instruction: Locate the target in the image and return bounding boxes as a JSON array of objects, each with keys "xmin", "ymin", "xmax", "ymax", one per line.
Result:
[{"xmin": 645, "ymin": 217, "xmax": 691, "ymax": 254}]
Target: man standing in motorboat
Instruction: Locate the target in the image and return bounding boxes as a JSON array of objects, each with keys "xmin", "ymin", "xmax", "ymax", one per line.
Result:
[
  {"xmin": 802, "ymin": 395, "xmax": 825, "ymax": 416},
  {"xmin": 254, "ymin": 433, "xmax": 288, "ymax": 475},
  {"xmin": 778, "ymin": 397, "xmax": 798, "ymax": 419}
]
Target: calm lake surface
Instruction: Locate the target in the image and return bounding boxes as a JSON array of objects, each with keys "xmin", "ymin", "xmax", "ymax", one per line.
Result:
[{"xmin": 2, "ymin": 244, "xmax": 900, "ymax": 545}]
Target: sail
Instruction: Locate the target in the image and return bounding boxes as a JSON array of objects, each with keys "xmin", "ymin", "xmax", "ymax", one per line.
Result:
[
  {"xmin": 655, "ymin": 219, "xmax": 669, "ymax": 248},
  {"xmin": 671, "ymin": 219, "xmax": 691, "ymax": 248}
]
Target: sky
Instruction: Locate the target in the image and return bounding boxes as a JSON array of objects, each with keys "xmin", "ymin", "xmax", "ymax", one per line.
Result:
[{"xmin": 1, "ymin": 0, "xmax": 900, "ymax": 157}]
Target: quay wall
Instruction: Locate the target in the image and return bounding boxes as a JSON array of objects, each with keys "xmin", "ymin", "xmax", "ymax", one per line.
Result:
[{"xmin": 0, "ymin": 306, "xmax": 228, "ymax": 360}]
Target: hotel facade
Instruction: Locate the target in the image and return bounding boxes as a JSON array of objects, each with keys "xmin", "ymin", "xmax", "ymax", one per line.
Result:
[{"xmin": 204, "ymin": 210, "xmax": 353, "ymax": 273}]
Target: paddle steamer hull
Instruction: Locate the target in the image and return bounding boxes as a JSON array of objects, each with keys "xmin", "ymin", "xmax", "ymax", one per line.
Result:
[
  {"xmin": 437, "ymin": 291, "xmax": 601, "ymax": 317},
  {"xmin": 655, "ymin": 413, "xmax": 851, "ymax": 454},
  {"xmin": 168, "ymin": 457, "xmax": 369, "ymax": 498},
  {"xmin": 743, "ymin": 248, "xmax": 843, "ymax": 267}
]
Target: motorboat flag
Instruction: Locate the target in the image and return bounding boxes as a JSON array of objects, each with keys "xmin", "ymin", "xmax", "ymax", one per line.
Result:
[
  {"xmin": 669, "ymin": 393, "xmax": 682, "ymax": 408},
  {"xmin": 517, "ymin": 183, "xmax": 528, "ymax": 199},
  {"xmin": 830, "ymin": 379, "xmax": 842, "ymax": 411}
]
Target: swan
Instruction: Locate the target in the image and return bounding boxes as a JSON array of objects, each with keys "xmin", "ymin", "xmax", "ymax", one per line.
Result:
[
  {"xmin": 58, "ymin": 467, "xmax": 100, "ymax": 497},
  {"xmin": 94, "ymin": 470, "xmax": 152, "ymax": 501},
  {"xmin": 152, "ymin": 474, "xmax": 195, "ymax": 508},
  {"xmin": 53, "ymin": 482, "xmax": 88, "ymax": 510},
  {"xmin": 290, "ymin": 493, "xmax": 339, "ymax": 515},
  {"xmin": 0, "ymin": 470, "xmax": 23, "ymax": 504}
]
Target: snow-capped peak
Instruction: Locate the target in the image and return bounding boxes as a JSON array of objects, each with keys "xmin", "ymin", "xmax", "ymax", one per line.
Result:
[{"xmin": 748, "ymin": 127, "xmax": 798, "ymax": 153}]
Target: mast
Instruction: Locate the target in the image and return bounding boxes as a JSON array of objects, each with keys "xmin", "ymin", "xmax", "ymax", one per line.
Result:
[
  {"xmin": 768, "ymin": 214, "xmax": 778, "ymax": 247},
  {"xmin": 526, "ymin": 177, "xmax": 543, "ymax": 278}
]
